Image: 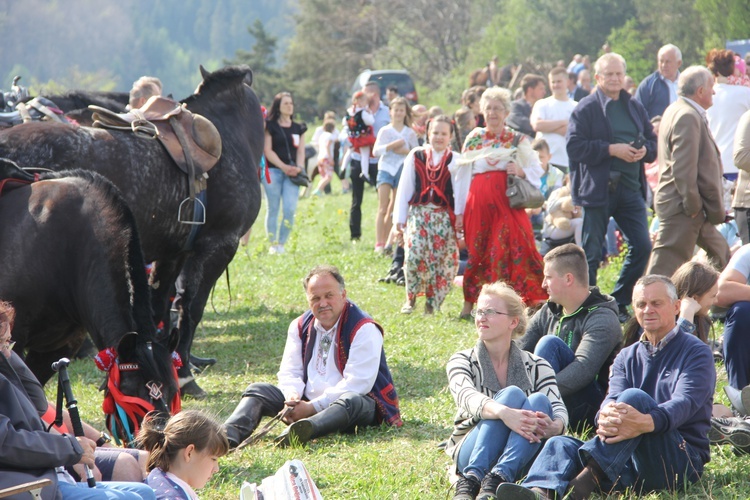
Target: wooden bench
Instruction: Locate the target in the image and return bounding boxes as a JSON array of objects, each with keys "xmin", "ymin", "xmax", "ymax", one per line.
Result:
[{"xmin": 0, "ymin": 479, "xmax": 53, "ymax": 499}]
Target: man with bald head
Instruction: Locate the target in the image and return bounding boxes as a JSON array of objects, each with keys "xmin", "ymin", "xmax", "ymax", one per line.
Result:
[{"xmin": 635, "ymin": 44, "xmax": 683, "ymax": 119}]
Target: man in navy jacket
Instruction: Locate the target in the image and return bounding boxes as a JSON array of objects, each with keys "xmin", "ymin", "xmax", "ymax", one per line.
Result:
[
  {"xmin": 634, "ymin": 44, "xmax": 683, "ymax": 119},
  {"xmin": 566, "ymin": 52, "xmax": 657, "ymax": 323}
]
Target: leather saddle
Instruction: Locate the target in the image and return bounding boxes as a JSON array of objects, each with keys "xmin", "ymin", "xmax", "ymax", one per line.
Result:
[
  {"xmin": 0, "ymin": 97, "xmax": 68, "ymax": 128},
  {"xmin": 90, "ymin": 96, "xmax": 222, "ymax": 178}
]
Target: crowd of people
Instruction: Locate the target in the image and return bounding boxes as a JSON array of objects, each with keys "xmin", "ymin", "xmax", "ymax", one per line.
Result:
[{"xmin": 6, "ymin": 40, "xmax": 750, "ymax": 500}]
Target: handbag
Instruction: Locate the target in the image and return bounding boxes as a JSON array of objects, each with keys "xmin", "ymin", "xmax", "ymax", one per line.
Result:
[
  {"xmin": 506, "ymin": 174, "xmax": 544, "ymax": 209},
  {"xmin": 505, "ymin": 132, "xmax": 543, "ymax": 209},
  {"xmin": 277, "ymin": 121, "xmax": 310, "ymax": 187},
  {"xmin": 289, "ymin": 167, "xmax": 310, "ymax": 187}
]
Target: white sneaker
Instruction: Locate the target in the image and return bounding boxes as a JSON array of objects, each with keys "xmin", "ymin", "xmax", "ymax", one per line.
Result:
[
  {"xmin": 275, "ymin": 244, "xmax": 285, "ymax": 254},
  {"xmin": 269, "ymin": 245, "xmax": 278, "ymax": 255}
]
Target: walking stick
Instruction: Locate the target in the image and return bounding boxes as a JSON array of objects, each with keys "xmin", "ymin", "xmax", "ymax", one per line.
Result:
[{"xmin": 51, "ymin": 357, "xmax": 96, "ymax": 488}]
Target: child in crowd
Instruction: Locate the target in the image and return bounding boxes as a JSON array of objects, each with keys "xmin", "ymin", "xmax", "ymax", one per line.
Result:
[
  {"xmin": 453, "ymin": 106, "xmax": 474, "ymax": 152},
  {"xmin": 393, "ymin": 115, "xmax": 463, "ymax": 314},
  {"xmin": 372, "ymin": 96, "xmax": 418, "ymax": 253},
  {"xmin": 527, "ymin": 139, "xmax": 564, "ymax": 229},
  {"xmin": 343, "ymin": 90, "xmax": 376, "ymax": 182},
  {"xmin": 137, "ymin": 410, "xmax": 229, "ymax": 500},
  {"xmin": 411, "ymin": 104, "xmax": 428, "ymax": 145},
  {"xmin": 312, "ymin": 119, "xmax": 336, "ymax": 196},
  {"xmin": 540, "ymin": 178, "xmax": 583, "ymax": 255}
]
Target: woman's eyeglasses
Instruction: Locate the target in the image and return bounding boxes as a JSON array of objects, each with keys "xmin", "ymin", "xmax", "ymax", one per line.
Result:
[{"xmin": 471, "ymin": 308, "xmax": 510, "ymax": 318}]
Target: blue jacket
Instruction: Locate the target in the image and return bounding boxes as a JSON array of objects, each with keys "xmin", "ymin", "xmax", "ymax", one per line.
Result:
[
  {"xmin": 146, "ymin": 468, "xmax": 191, "ymax": 499},
  {"xmin": 566, "ymin": 89, "xmax": 657, "ymax": 208},
  {"xmin": 634, "ymin": 71, "xmax": 672, "ymax": 119},
  {"xmin": 602, "ymin": 326, "xmax": 715, "ymax": 467}
]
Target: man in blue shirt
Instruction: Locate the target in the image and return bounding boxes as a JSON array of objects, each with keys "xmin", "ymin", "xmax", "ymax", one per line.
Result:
[
  {"xmin": 634, "ymin": 44, "xmax": 682, "ymax": 119},
  {"xmin": 497, "ymin": 275, "xmax": 715, "ymax": 499}
]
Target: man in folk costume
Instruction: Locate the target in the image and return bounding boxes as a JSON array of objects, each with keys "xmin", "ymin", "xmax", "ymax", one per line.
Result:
[{"xmin": 223, "ymin": 265, "xmax": 402, "ymax": 448}]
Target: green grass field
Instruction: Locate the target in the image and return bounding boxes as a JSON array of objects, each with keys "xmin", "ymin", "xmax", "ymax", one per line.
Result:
[{"xmin": 61, "ymin": 179, "xmax": 748, "ymax": 499}]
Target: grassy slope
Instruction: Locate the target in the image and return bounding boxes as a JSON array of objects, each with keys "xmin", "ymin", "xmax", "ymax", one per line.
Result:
[{"xmin": 63, "ymin": 179, "xmax": 746, "ymax": 499}]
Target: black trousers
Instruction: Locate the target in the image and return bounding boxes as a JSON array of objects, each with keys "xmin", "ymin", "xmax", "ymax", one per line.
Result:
[
  {"xmin": 229, "ymin": 382, "xmax": 377, "ymax": 432},
  {"xmin": 349, "ymin": 159, "xmax": 378, "ymax": 240}
]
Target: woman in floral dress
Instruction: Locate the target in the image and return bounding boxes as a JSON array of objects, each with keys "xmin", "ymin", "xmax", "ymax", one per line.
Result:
[
  {"xmin": 455, "ymin": 87, "xmax": 547, "ymax": 319},
  {"xmin": 393, "ymin": 115, "xmax": 465, "ymax": 314}
]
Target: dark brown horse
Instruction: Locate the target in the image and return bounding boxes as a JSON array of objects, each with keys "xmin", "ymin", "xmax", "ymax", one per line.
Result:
[
  {"xmin": 0, "ymin": 169, "xmax": 179, "ymax": 442},
  {"xmin": 0, "ymin": 65, "xmax": 265, "ymax": 397}
]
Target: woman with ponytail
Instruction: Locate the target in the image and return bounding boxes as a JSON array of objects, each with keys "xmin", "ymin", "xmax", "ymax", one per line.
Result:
[{"xmin": 136, "ymin": 410, "xmax": 229, "ymax": 499}]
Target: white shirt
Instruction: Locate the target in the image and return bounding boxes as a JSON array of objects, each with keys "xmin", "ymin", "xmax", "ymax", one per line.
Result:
[
  {"xmin": 276, "ymin": 313, "xmax": 382, "ymax": 413},
  {"xmin": 393, "ymin": 147, "xmax": 464, "ymax": 225},
  {"xmin": 706, "ymin": 83, "xmax": 750, "ymax": 174},
  {"xmin": 316, "ymin": 131, "xmax": 334, "ymax": 162},
  {"xmin": 662, "ymin": 73, "xmax": 679, "ymax": 104},
  {"xmin": 373, "ymin": 124, "xmax": 419, "ymax": 175},
  {"xmin": 311, "ymin": 124, "xmax": 339, "ymax": 149},
  {"xmin": 530, "ymin": 95, "xmax": 577, "ymax": 167}
]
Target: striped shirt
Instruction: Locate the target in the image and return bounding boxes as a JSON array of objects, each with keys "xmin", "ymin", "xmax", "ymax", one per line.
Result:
[{"xmin": 445, "ymin": 341, "xmax": 568, "ymax": 459}]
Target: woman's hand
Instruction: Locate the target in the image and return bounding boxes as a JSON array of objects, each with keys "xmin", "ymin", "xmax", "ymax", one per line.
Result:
[
  {"xmin": 533, "ymin": 412, "xmax": 564, "ymax": 439},
  {"xmin": 284, "ymin": 164, "xmax": 301, "ymax": 177},
  {"xmin": 680, "ymin": 296, "xmax": 701, "ymax": 324},
  {"xmin": 498, "ymin": 406, "xmax": 542, "ymax": 443},
  {"xmin": 396, "ymin": 223, "xmax": 406, "ymax": 234},
  {"xmin": 506, "ymin": 161, "xmax": 525, "ymax": 177},
  {"xmin": 455, "ymin": 214, "xmax": 464, "ymax": 233}
]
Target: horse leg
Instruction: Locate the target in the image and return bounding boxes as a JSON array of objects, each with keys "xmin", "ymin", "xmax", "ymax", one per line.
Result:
[
  {"xmin": 174, "ymin": 239, "xmax": 237, "ymax": 398},
  {"xmin": 148, "ymin": 258, "xmax": 185, "ymax": 338}
]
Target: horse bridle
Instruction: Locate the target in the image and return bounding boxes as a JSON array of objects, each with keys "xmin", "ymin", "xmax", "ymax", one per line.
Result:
[{"xmin": 96, "ymin": 341, "xmax": 181, "ymax": 446}]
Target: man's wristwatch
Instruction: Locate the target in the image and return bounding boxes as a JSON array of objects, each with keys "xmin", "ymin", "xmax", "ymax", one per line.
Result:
[{"xmin": 96, "ymin": 431, "xmax": 112, "ymax": 447}]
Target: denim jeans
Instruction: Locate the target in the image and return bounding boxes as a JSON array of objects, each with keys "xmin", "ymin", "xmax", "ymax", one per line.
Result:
[
  {"xmin": 456, "ymin": 386, "xmax": 552, "ymax": 482},
  {"xmin": 581, "ymin": 184, "xmax": 651, "ymax": 306},
  {"xmin": 533, "ymin": 335, "xmax": 604, "ymax": 431},
  {"xmin": 59, "ymin": 481, "xmax": 156, "ymax": 500},
  {"xmin": 723, "ymin": 301, "xmax": 750, "ymax": 389},
  {"xmin": 523, "ymin": 388, "xmax": 703, "ymax": 497},
  {"xmin": 262, "ymin": 167, "xmax": 300, "ymax": 245}
]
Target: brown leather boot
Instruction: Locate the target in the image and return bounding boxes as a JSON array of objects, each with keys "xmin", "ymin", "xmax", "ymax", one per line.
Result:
[{"xmin": 566, "ymin": 459, "xmax": 606, "ymax": 500}]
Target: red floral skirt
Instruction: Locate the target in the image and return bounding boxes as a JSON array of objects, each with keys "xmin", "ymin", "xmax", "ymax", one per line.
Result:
[{"xmin": 462, "ymin": 170, "xmax": 547, "ymax": 305}]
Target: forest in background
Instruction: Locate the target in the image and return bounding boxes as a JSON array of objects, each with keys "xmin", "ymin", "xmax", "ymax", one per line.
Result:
[{"xmin": 1, "ymin": 0, "xmax": 748, "ymax": 120}]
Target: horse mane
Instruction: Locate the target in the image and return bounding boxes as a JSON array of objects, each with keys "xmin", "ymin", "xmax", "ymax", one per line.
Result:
[
  {"xmin": 39, "ymin": 169, "xmax": 175, "ymax": 390},
  {"xmin": 182, "ymin": 65, "xmax": 253, "ymax": 106},
  {"xmin": 39, "ymin": 169, "xmax": 157, "ymax": 342}
]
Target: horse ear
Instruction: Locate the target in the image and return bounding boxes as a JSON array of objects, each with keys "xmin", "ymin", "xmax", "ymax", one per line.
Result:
[
  {"xmin": 167, "ymin": 327, "xmax": 180, "ymax": 354},
  {"xmin": 117, "ymin": 332, "xmax": 138, "ymax": 361},
  {"xmin": 200, "ymin": 65, "xmax": 210, "ymax": 80},
  {"xmin": 242, "ymin": 68, "xmax": 253, "ymax": 87}
]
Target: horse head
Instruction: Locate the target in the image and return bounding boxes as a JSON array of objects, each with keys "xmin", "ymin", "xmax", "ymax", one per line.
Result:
[{"xmin": 97, "ymin": 330, "xmax": 181, "ymax": 446}]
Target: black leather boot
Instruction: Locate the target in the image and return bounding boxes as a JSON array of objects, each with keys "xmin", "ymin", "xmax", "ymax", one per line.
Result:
[
  {"xmin": 223, "ymin": 397, "xmax": 264, "ymax": 449},
  {"xmin": 275, "ymin": 403, "xmax": 350, "ymax": 447}
]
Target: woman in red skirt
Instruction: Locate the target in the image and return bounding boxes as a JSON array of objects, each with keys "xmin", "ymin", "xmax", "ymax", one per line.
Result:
[{"xmin": 455, "ymin": 87, "xmax": 548, "ymax": 318}]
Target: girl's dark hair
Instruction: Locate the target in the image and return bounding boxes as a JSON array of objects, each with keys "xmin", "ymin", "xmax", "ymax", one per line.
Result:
[
  {"xmin": 671, "ymin": 261, "xmax": 719, "ymax": 343},
  {"xmin": 389, "ymin": 96, "xmax": 413, "ymax": 127},
  {"xmin": 267, "ymin": 91, "xmax": 293, "ymax": 122},
  {"xmin": 136, "ymin": 410, "xmax": 229, "ymax": 473},
  {"xmin": 706, "ymin": 49, "xmax": 735, "ymax": 77},
  {"xmin": 426, "ymin": 114, "xmax": 460, "ymax": 146}
]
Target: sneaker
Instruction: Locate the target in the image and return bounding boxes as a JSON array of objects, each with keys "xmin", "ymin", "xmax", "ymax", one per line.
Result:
[
  {"xmin": 476, "ymin": 472, "xmax": 507, "ymax": 500},
  {"xmin": 453, "ymin": 474, "xmax": 481, "ymax": 500},
  {"xmin": 374, "ymin": 244, "xmax": 384, "ymax": 254},
  {"xmin": 268, "ymin": 245, "xmax": 279, "ymax": 255},
  {"xmin": 275, "ymin": 244, "xmax": 285, "ymax": 255},
  {"xmin": 709, "ymin": 416, "xmax": 750, "ymax": 453},
  {"xmin": 617, "ymin": 304, "xmax": 631, "ymax": 324}
]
